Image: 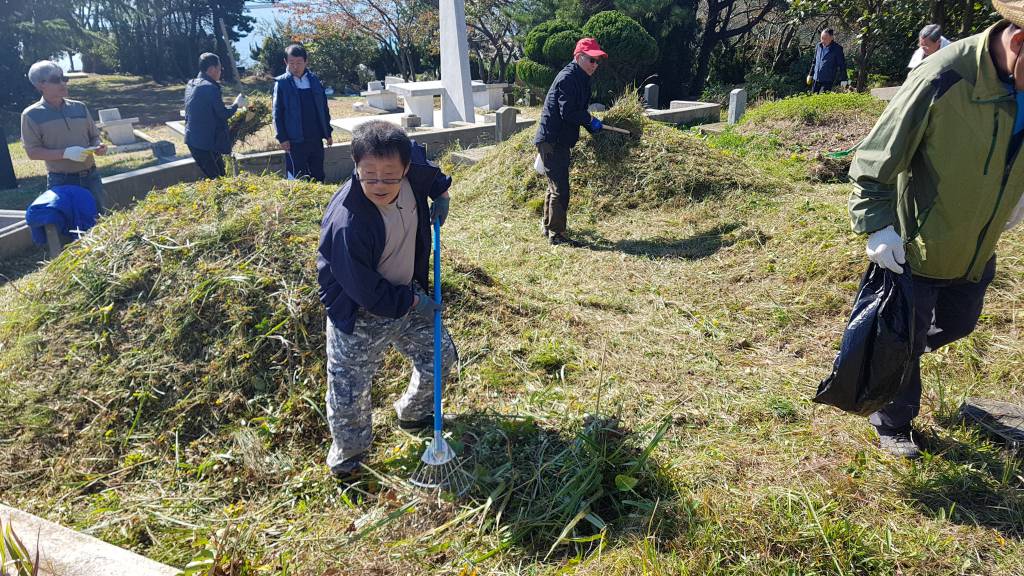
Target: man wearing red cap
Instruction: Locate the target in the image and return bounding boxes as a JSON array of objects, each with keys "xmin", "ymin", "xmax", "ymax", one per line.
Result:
[{"xmin": 534, "ymin": 37, "xmax": 607, "ymax": 246}]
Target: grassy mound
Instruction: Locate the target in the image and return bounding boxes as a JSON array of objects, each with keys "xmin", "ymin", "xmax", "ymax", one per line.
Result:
[
  {"xmin": 705, "ymin": 93, "xmax": 886, "ymax": 183},
  {"xmin": 461, "ymin": 92, "xmax": 786, "ymax": 215},
  {"xmin": 0, "ymin": 174, "xmax": 677, "ymax": 570},
  {"xmin": 2, "ymin": 117, "xmax": 1024, "ymax": 574},
  {"xmin": 0, "ymin": 176, "xmax": 330, "ymax": 487}
]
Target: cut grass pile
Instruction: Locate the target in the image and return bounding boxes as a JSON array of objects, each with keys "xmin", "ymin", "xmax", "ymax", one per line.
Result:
[
  {"xmin": 473, "ymin": 92, "xmax": 786, "ymax": 215},
  {"xmin": 704, "ymin": 92, "xmax": 887, "ymax": 183},
  {"xmin": 1, "ymin": 106, "xmax": 1024, "ymax": 573}
]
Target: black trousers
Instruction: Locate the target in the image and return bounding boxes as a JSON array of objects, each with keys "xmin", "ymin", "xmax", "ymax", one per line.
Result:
[
  {"xmin": 537, "ymin": 142, "xmax": 572, "ymax": 235},
  {"xmin": 811, "ymin": 81, "xmax": 835, "ymax": 94},
  {"xmin": 188, "ymin": 146, "xmax": 226, "ymax": 179},
  {"xmin": 870, "ymin": 256, "xmax": 997, "ymax": 431},
  {"xmin": 286, "ymin": 139, "xmax": 326, "ymax": 183}
]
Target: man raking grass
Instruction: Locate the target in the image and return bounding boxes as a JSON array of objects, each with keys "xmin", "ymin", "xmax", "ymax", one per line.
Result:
[
  {"xmin": 534, "ymin": 37, "xmax": 609, "ymax": 247},
  {"xmin": 316, "ymin": 120, "xmax": 458, "ymax": 481}
]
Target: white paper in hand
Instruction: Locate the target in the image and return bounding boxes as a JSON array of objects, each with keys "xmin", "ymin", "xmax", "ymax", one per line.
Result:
[{"xmin": 533, "ymin": 153, "xmax": 545, "ymax": 175}]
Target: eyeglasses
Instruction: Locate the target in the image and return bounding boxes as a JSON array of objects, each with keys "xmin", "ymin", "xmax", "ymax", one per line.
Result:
[
  {"xmin": 46, "ymin": 75, "xmax": 69, "ymax": 84},
  {"xmin": 360, "ymin": 176, "xmax": 403, "ymax": 185},
  {"xmin": 583, "ymin": 56, "xmax": 600, "ymax": 65}
]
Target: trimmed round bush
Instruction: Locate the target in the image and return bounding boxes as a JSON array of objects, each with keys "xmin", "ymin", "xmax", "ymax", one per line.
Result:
[
  {"xmin": 581, "ymin": 11, "xmax": 658, "ymax": 102},
  {"xmin": 543, "ymin": 30, "xmax": 579, "ymax": 65},
  {"xmin": 517, "ymin": 58, "xmax": 558, "ymax": 93},
  {"xmin": 523, "ymin": 20, "xmax": 580, "ymax": 64}
]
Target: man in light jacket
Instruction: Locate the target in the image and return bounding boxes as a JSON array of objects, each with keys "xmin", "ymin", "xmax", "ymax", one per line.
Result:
[
  {"xmin": 847, "ymin": 0, "xmax": 1024, "ymax": 458},
  {"xmin": 908, "ymin": 24, "xmax": 952, "ymax": 69}
]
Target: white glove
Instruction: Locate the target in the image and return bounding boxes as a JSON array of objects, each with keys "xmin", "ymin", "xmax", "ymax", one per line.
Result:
[
  {"xmin": 62, "ymin": 146, "xmax": 87, "ymax": 162},
  {"xmin": 233, "ymin": 94, "xmax": 248, "ymax": 108},
  {"xmin": 1005, "ymin": 194, "xmax": 1024, "ymax": 230},
  {"xmin": 866, "ymin": 225, "xmax": 906, "ymax": 274}
]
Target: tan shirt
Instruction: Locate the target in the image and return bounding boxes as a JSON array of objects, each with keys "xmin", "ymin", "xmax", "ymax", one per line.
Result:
[
  {"xmin": 20, "ymin": 98, "xmax": 101, "ymax": 174},
  {"xmin": 375, "ymin": 179, "xmax": 418, "ymax": 286}
]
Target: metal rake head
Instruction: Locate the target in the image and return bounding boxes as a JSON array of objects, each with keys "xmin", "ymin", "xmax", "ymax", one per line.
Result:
[{"xmin": 409, "ymin": 436, "xmax": 473, "ymax": 496}]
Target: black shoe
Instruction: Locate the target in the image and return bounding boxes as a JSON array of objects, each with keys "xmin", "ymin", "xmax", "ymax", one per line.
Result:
[
  {"xmin": 398, "ymin": 415, "xmax": 434, "ymax": 431},
  {"xmin": 330, "ymin": 454, "xmax": 365, "ymax": 481},
  {"xmin": 876, "ymin": 426, "xmax": 922, "ymax": 459},
  {"xmin": 549, "ymin": 233, "xmax": 582, "ymax": 247}
]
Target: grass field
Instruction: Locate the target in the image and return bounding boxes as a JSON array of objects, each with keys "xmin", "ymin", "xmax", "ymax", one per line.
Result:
[{"xmin": 1, "ymin": 94, "xmax": 1022, "ymax": 574}]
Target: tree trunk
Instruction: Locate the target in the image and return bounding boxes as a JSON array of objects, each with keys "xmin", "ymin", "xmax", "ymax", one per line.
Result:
[
  {"xmin": 210, "ymin": 2, "xmax": 235, "ymax": 83},
  {"xmin": 689, "ymin": 9, "xmax": 720, "ymax": 98},
  {"xmin": 856, "ymin": 38, "xmax": 871, "ymax": 92},
  {"xmin": 961, "ymin": 0, "xmax": 974, "ymax": 36},
  {"xmin": 931, "ymin": 0, "xmax": 945, "ymax": 27}
]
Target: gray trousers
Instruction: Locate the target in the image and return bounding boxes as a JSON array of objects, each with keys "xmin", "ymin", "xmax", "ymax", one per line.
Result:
[{"xmin": 325, "ymin": 305, "xmax": 457, "ymax": 472}]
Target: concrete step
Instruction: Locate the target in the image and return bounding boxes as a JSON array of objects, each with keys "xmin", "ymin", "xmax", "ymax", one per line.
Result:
[
  {"xmin": 450, "ymin": 146, "xmax": 495, "ymax": 166},
  {"xmin": 697, "ymin": 122, "xmax": 729, "ymax": 135}
]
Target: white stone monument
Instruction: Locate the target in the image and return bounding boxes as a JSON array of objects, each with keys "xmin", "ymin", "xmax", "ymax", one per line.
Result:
[
  {"xmin": 439, "ymin": 0, "xmax": 476, "ymax": 125},
  {"xmin": 728, "ymin": 88, "xmax": 747, "ymax": 124}
]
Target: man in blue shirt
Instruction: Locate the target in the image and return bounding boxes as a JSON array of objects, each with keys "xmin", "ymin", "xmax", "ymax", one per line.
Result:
[
  {"xmin": 273, "ymin": 44, "xmax": 333, "ymax": 182},
  {"xmin": 807, "ymin": 28, "xmax": 848, "ymax": 93},
  {"xmin": 184, "ymin": 53, "xmax": 245, "ymax": 179}
]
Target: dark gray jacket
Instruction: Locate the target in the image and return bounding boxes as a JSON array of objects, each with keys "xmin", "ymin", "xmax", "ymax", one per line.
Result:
[
  {"xmin": 184, "ymin": 73, "xmax": 237, "ymax": 154},
  {"xmin": 534, "ymin": 61, "xmax": 594, "ymax": 148}
]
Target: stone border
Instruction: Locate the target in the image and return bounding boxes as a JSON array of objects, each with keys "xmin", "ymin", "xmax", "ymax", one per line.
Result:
[{"xmin": 0, "ymin": 504, "xmax": 179, "ymax": 576}]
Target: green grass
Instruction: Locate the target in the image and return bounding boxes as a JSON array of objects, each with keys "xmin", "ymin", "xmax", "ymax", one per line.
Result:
[
  {"xmin": 742, "ymin": 92, "xmax": 886, "ymax": 127},
  {"xmin": 701, "ymin": 93, "xmax": 888, "ymax": 183},
  {"xmin": 1, "ymin": 95, "xmax": 1023, "ymax": 574}
]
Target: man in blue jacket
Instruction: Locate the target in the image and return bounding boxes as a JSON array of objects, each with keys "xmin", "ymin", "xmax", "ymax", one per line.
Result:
[
  {"xmin": 184, "ymin": 53, "xmax": 245, "ymax": 179},
  {"xmin": 806, "ymin": 28, "xmax": 848, "ymax": 93},
  {"xmin": 317, "ymin": 120, "xmax": 455, "ymax": 480},
  {"xmin": 273, "ymin": 44, "xmax": 333, "ymax": 182},
  {"xmin": 534, "ymin": 37, "xmax": 607, "ymax": 246}
]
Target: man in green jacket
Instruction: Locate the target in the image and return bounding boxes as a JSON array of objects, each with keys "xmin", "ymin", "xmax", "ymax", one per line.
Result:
[{"xmin": 848, "ymin": 0, "xmax": 1024, "ymax": 458}]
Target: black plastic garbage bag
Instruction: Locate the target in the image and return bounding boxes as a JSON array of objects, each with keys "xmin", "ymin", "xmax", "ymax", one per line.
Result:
[{"xmin": 814, "ymin": 263, "xmax": 915, "ymax": 416}]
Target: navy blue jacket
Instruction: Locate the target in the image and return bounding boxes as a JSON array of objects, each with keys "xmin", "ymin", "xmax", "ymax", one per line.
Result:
[
  {"xmin": 809, "ymin": 42, "xmax": 848, "ymax": 85},
  {"xmin": 317, "ymin": 142, "xmax": 452, "ymax": 334},
  {"xmin": 534, "ymin": 61, "xmax": 594, "ymax": 148},
  {"xmin": 25, "ymin": 185, "xmax": 97, "ymax": 244},
  {"xmin": 273, "ymin": 71, "xmax": 333, "ymax": 144},
  {"xmin": 184, "ymin": 73, "xmax": 237, "ymax": 154}
]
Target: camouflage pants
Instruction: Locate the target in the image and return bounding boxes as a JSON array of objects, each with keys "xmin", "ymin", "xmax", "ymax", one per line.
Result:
[{"xmin": 325, "ymin": 306, "xmax": 457, "ymax": 473}]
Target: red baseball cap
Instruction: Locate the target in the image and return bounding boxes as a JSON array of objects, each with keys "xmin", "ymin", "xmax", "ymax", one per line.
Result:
[{"xmin": 574, "ymin": 38, "xmax": 607, "ymax": 59}]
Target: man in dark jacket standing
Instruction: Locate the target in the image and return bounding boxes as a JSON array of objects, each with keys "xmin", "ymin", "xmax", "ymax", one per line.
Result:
[
  {"xmin": 184, "ymin": 53, "xmax": 245, "ymax": 179},
  {"xmin": 317, "ymin": 120, "xmax": 454, "ymax": 480},
  {"xmin": 807, "ymin": 28, "xmax": 847, "ymax": 93},
  {"xmin": 534, "ymin": 37, "xmax": 606, "ymax": 246},
  {"xmin": 273, "ymin": 44, "xmax": 333, "ymax": 182}
]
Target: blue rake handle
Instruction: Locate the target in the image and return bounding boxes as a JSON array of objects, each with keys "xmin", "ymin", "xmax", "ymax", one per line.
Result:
[{"xmin": 432, "ymin": 217, "xmax": 443, "ymax": 437}]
